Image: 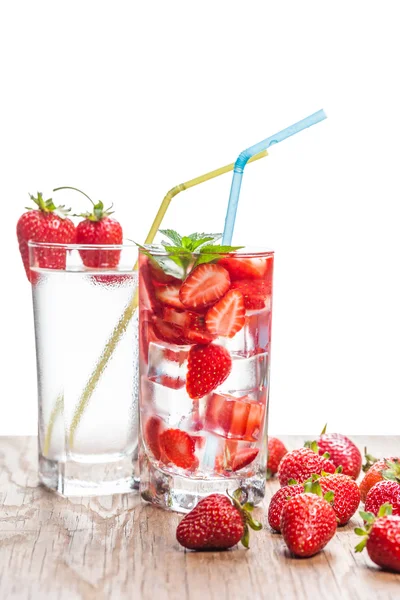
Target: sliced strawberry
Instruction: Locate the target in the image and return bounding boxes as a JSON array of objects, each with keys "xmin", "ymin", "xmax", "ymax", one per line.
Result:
[
  {"xmin": 144, "ymin": 416, "xmax": 164, "ymax": 460},
  {"xmin": 218, "ymin": 397, "xmax": 250, "ymax": 438},
  {"xmin": 184, "ymin": 313, "xmax": 215, "ymax": 345},
  {"xmin": 218, "ymin": 257, "xmax": 268, "ymax": 281},
  {"xmin": 155, "ymin": 284, "xmax": 185, "ymax": 309},
  {"xmin": 231, "ymin": 280, "xmax": 271, "ymax": 310},
  {"xmin": 159, "ymin": 429, "xmax": 197, "ymax": 469},
  {"xmin": 139, "ymin": 260, "xmax": 158, "ymax": 310},
  {"xmin": 163, "ymin": 307, "xmax": 190, "ymax": 329},
  {"xmin": 244, "ymin": 403, "xmax": 264, "ymax": 441},
  {"xmin": 179, "ymin": 264, "xmax": 231, "ymax": 309},
  {"xmin": 231, "ymin": 448, "xmax": 259, "ymax": 471},
  {"xmin": 186, "ymin": 344, "xmax": 232, "ymax": 400},
  {"xmin": 152, "ymin": 316, "xmax": 187, "ymax": 345},
  {"xmin": 162, "ymin": 309, "xmax": 215, "ymax": 345},
  {"xmin": 205, "ymin": 289, "xmax": 245, "ymax": 338},
  {"xmin": 156, "ymin": 375, "xmax": 185, "ymax": 389}
]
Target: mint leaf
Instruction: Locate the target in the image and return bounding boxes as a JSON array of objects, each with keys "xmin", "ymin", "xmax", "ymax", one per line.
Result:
[
  {"xmin": 159, "ymin": 229, "xmax": 182, "ymax": 246},
  {"xmin": 199, "ymin": 245, "xmax": 244, "ymax": 254},
  {"xmin": 135, "ymin": 242, "xmax": 185, "ymax": 279},
  {"xmin": 187, "ymin": 232, "xmax": 222, "ymax": 243}
]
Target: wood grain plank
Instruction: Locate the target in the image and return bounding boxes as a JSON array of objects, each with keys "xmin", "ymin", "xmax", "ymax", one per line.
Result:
[{"xmin": 1, "ymin": 436, "xmax": 399, "ymax": 600}]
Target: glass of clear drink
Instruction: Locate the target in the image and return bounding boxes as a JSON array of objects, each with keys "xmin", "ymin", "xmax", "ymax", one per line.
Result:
[
  {"xmin": 29, "ymin": 241, "xmax": 139, "ymax": 496},
  {"xmin": 138, "ymin": 246, "xmax": 273, "ymax": 512}
]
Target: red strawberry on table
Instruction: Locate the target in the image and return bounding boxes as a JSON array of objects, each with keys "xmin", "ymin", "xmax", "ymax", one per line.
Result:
[
  {"xmin": 304, "ymin": 473, "xmax": 361, "ymax": 525},
  {"xmin": 54, "ymin": 186, "xmax": 123, "ymax": 268},
  {"xmin": 355, "ymin": 504, "xmax": 400, "ymax": 572},
  {"xmin": 278, "ymin": 445, "xmax": 336, "ymax": 487},
  {"xmin": 176, "ymin": 490, "xmax": 262, "ymax": 550},
  {"xmin": 310, "ymin": 425, "xmax": 362, "ymax": 479},
  {"xmin": 364, "ymin": 480, "xmax": 400, "ymax": 516},
  {"xmin": 281, "ymin": 493, "xmax": 337, "ymax": 557},
  {"xmin": 359, "ymin": 457, "xmax": 400, "ymax": 502},
  {"xmin": 179, "ymin": 263, "xmax": 231, "ymax": 309},
  {"xmin": 17, "ymin": 192, "xmax": 76, "ymax": 282},
  {"xmin": 205, "ymin": 289, "xmax": 245, "ymax": 338},
  {"xmin": 159, "ymin": 429, "xmax": 197, "ymax": 469},
  {"xmin": 186, "ymin": 344, "xmax": 232, "ymax": 399},
  {"xmin": 268, "ymin": 483, "xmax": 304, "ymax": 532},
  {"xmin": 267, "ymin": 437, "xmax": 288, "ymax": 478}
]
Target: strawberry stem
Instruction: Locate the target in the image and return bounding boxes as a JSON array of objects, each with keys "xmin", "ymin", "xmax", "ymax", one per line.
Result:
[{"xmin": 53, "ymin": 186, "xmax": 94, "ymax": 204}]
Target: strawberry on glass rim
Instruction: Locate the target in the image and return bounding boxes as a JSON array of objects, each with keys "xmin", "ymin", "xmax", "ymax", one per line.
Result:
[
  {"xmin": 17, "ymin": 192, "xmax": 76, "ymax": 282},
  {"xmin": 53, "ymin": 186, "xmax": 123, "ymax": 268},
  {"xmin": 138, "ymin": 229, "xmax": 274, "ymax": 512}
]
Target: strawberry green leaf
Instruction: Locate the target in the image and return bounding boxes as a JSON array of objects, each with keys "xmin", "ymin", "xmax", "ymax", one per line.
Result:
[
  {"xmin": 304, "ymin": 440, "xmax": 320, "ymax": 454},
  {"xmin": 241, "ymin": 525, "xmax": 250, "ymax": 549},
  {"xmin": 335, "ymin": 466, "xmax": 343, "ymax": 474},
  {"xmin": 266, "ymin": 468, "xmax": 273, "ymax": 480},
  {"xmin": 359, "ymin": 510, "xmax": 375, "ymax": 523},
  {"xmin": 323, "ymin": 491, "xmax": 335, "ymax": 504},
  {"xmin": 354, "ymin": 528, "xmax": 368, "ymax": 536},
  {"xmin": 320, "ymin": 423, "xmax": 328, "ymax": 435},
  {"xmin": 354, "ymin": 538, "xmax": 367, "ymax": 553},
  {"xmin": 362, "ymin": 447, "xmax": 379, "ymax": 472},
  {"xmin": 287, "ymin": 479, "xmax": 298, "ymax": 485},
  {"xmin": 378, "ymin": 503, "xmax": 393, "ymax": 517}
]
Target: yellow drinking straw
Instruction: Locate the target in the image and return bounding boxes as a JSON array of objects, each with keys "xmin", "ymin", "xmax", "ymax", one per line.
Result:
[{"xmin": 43, "ymin": 149, "xmax": 268, "ymax": 453}]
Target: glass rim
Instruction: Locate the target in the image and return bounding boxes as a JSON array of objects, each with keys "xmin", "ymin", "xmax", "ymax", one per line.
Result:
[
  {"xmin": 28, "ymin": 240, "xmax": 137, "ymax": 251},
  {"xmin": 141, "ymin": 244, "xmax": 274, "ymax": 258}
]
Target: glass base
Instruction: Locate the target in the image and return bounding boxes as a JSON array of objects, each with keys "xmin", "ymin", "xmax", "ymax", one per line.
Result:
[
  {"xmin": 39, "ymin": 454, "xmax": 139, "ymax": 497},
  {"xmin": 139, "ymin": 454, "xmax": 265, "ymax": 513}
]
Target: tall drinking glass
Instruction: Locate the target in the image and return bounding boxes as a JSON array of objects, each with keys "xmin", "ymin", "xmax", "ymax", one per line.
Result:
[
  {"xmin": 29, "ymin": 241, "xmax": 139, "ymax": 496},
  {"xmin": 138, "ymin": 246, "xmax": 273, "ymax": 512}
]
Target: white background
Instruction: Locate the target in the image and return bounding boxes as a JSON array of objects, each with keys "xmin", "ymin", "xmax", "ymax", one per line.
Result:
[{"xmin": 1, "ymin": 1, "xmax": 399, "ymax": 436}]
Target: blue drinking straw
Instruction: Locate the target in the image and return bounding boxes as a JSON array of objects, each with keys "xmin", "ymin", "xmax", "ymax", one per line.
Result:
[{"xmin": 222, "ymin": 109, "xmax": 327, "ymax": 244}]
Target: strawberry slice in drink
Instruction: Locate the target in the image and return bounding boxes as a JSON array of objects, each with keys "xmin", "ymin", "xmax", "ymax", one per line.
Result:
[
  {"xmin": 179, "ymin": 264, "xmax": 231, "ymax": 309},
  {"xmin": 155, "ymin": 284, "xmax": 186, "ymax": 309},
  {"xmin": 205, "ymin": 289, "xmax": 245, "ymax": 338},
  {"xmin": 163, "ymin": 308, "xmax": 215, "ymax": 345},
  {"xmin": 186, "ymin": 344, "xmax": 232, "ymax": 399},
  {"xmin": 152, "ymin": 316, "xmax": 188, "ymax": 345},
  {"xmin": 231, "ymin": 448, "xmax": 259, "ymax": 471},
  {"xmin": 218, "ymin": 256, "xmax": 269, "ymax": 281},
  {"xmin": 205, "ymin": 393, "xmax": 265, "ymax": 441},
  {"xmin": 231, "ymin": 280, "xmax": 271, "ymax": 310},
  {"xmin": 159, "ymin": 429, "xmax": 197, "ymax": 469},
  {"xmin": 144, "ymin": 415, "xmax": 164, "ymax": 461}
]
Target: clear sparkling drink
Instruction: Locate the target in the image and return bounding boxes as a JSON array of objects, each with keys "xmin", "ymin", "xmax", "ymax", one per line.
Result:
[
  {"xmin": 139, "ymin": 245, "xmax": 273, "ymax": 512},
  {"xmin": 30, "ymin": 242, "xmax": 139, "ymax": 496}
]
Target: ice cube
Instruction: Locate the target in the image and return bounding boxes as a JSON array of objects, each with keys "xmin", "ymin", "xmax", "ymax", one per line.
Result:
[
  {"xmin": 204, "ymin": 392, "xmax": 265, "ymax": 441},
  {"xmin": 140, "ymin": 375, "xmax": 196, "ymax": 428},
  {"xmin": 218, "ymin": 352, "xmax": 269, "ymax": 394},
  {"xmin": 147, "ymin": 340, "xmax": 189, "ymax": 385},
  {"xmin": 218, "ymin": 307, "xmax": 271, "ymax": 358}
]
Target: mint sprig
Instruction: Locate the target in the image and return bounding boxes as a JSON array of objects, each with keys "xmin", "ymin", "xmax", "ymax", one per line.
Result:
[{"xmin": 150, "ymin": 229, "xmax": 243, "ymax": 278}]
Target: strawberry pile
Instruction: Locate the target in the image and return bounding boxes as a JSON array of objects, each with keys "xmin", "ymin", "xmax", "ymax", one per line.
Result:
[{"xmin": 17, "ymin": 187, "xmax": 123, "ymax": 281}]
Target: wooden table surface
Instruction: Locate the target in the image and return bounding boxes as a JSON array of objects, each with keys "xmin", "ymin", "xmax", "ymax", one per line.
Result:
[{"xmin": 0, "ymin": 436, "xmax": 399, "ymax": 600}]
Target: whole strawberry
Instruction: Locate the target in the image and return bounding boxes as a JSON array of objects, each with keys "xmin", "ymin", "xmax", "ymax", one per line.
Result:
[
  {"xmin": 359, "ymin": 458, "xmax": 400, "ymax": 502},
  {"xmin": 304, "ymin": 473, "xmax": 361, "ymax": 525},
  {"xmin": 355, "ymin": 504, "xmax": 400, "ymax": 572},
  {"xmin": 17, "ymin": 192, "xmax": 76, "ymax": 281},
  {"xmin": 281, "ymin": 493, "xmax": 337, "ymax": 557},
  {"xmin": 54, "ymin": 186, "xmax": 123, "ymax": 268},
  {"xmin": 186, "ymin": 344, "xmax": 232, "ymax": 399},
  {"xmin": 312, "ymin": 425, "xmax": 362, "ymax": 479},
  {"xmin": 267, "ymin": 437, "xmax": 288, "ymax": 478},
  {"xmin": 365, "ymin": 480, "xmax": 400, "ymax": 516},
  {"xmin": 268, "ymin": 482, "xmax": 304, "ymax": 532},
  {"xmin": 278, "ymin": 445, "xmax": 336, "ymax": 487},
  {"xmin": 176, "ymin": 491, "xmax": 262, "ymax": 550}
]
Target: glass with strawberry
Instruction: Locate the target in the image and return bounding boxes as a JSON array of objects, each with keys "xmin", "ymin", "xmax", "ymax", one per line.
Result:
[{"xmin": 138, "ymin": 231, "xmax": 273, "ymax": 512}]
